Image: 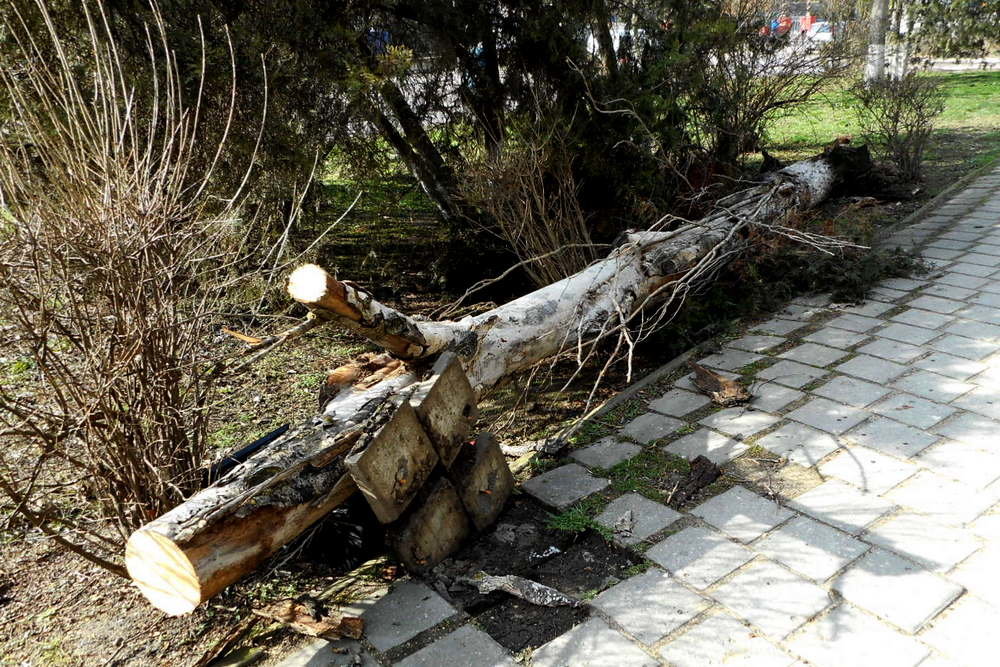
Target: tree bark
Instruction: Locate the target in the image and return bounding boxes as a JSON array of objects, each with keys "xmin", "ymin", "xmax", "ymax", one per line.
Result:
[
  {"xmin": 865, "ymin": 0, "xmax": 891, "ymax": 82},
  {"xmin": 127, "ymin": 148, "xmax": 862, "ymax": 615}
]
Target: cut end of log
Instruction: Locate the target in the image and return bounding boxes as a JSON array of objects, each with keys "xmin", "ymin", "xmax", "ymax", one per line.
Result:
[
  {"xmin": 125, "ymin": 529, "xmax": 201, "ymax": 616},
  {"xmin": 288, "ymin": 264, "xmax": 334, "ymax": 305}
]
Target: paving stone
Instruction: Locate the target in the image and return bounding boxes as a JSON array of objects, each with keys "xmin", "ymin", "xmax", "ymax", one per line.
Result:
[
  {"xmin": 349, "ymin": 580, "xmax": 456, "ymax": 652},
  {"xmin": 946, "ymin": 545, "xmax": 1000, "ymax": 607},
  {"xmin": 885, "ymin": 470, "xmax": 1000, "ymax": 524},
  {"xmin": 691, "ymin": 485, "xmax": 792, "ymax": 542},
  {"xmin": 595, "ymin": 493, "xmax": 681, "ymax": 546},
  {"xmin": 674, "ymin": 369, "xmax": 738, "ymax": 392},
  {"xmin": 755, "ymin": 422, "xmax": 839, "ymax": 467},
  {"xmin": 786, "ymin": 603, "xmax": 930, "ymax": 667},
  {"xmin": 812, "ymin": 375, "xmax": 891, "ymax": 407},
  {"xmin": 794, "ymin": 293, "xmax": 833, "ymax": 308},
  {"xmin": 756, "ymin": 359, "xmax": 827, "ymax": 388},
  {"xmin": 917, "ymin": 439, "xmax": 1000, "ymax": 488},
  {"xmin": 969, "ymin": 363, "xmax": 1000, "ymax": 387},
  {"xmin": 531, "ymin": 618, "xmax": 658, "ymax": 667},
  {"xmin": 710, "ymin": 560, "xmax": 831, "ymax": 639},
  {"xmin": 953, "ymin": 303, "xmax": 1000, "ymax": 324},
  {"xmin": 891, "ymin": 370, "xmax": 975, "ymax": 403},
  {"xmin": 698, "ymin": 407, "xmax": 779, "ymax": 439},
  {"xmin": 876, "ymin": 322, "xmax": 940, "ymax": 346},
  {"xmin": 835, "ymin": 355, "xmax": 908, "ymax": 383},
  {"xmin": 843, "ymin": 416, "xmax": 938, "ymax": 458},
  {"xmin": 933, "ymin": 410, "xmax": 998, "ymax": 447},
  {"xmin": 951, "ymin": 385, "xmax": 1000, "ymax": 420},
  {"xmin": 727, "ymin": 334, "xmax": 786, "ymax": 353},
  {"xmin": 865, "ymin": 512, "xmax": 980, "ymax": 572},
  {"xmin": 751, "ymin": 318, "xmax": 806, "ymax": 336},
  {"xmin": 954, "ymin": 251, "xmax": 1000, "ymax": 267},
  {"xmin": 778, "ymin": 342, "xmax": 849, "ymax": 367},
  {"xmin": 570, "ymin": 437, "xmax": 642, "ymax": 469},
  {"xmin": 817, "ymin": 445, "xmax": 917, "ymax": 495},
  {"xmin": 838, "ymin": 300, "xmax": 896, "ymax": 318},
  {"xmin": 659, "ymin": 611, "xmax": 796, "ymax": 667},
  {"xmin": 522, "ymin": 463, "xmax": 610, "ymax": 510},
  {"xmin": 785, "ymin": 397, "xmax": 868, "ymax": 434},
  {"xmin": 277, "ymin": 638, "xmax": 376, "ymax": 667},
  {"xmin": 592, "ymin": 569, "xmax": 710, "ymax": 645},
  {"xmin": 831, "ymin": 549, "xmax": 962, "ymax": 633},
  {"xmin": 663, "ymin": 428, "xmax": 748, "ymax": 465},
  {"xmin": 621, "ymin": 412, "xmax": 685, "ymax": 443},
  {"xmin": 971, "ymin": 290, "xmax": 1000, "ymax": 307},
  {"xmin": 698, "ymin": 348, "xmax": 764, "ymax": 372},
  {"xmin": 913, "ymin": 352, "xmax": 988, "ymax": 380},
  {"xmin": 646, "ymin": 526, "xmax": 754, "ymax": 589},
  {"xmin": 906, "ymin": 295, "xmax": 966, "ymax": 314},
  {"xmin": 925, "ymin": 333, "xmax": 999, "ymax": 360},
  {"xmin": 922, "ymin": 246, "xmax": 963, "ymax": 260},
  {"xmin": 924, "ymin": 284, "xmax": 976, "ymax": 300},
  {"xmin": 948, "ymin": 262, "xmax": 997, "ymax": 277},
  {"xmin": 753, "ymin": 515, "xmax": 867, "ymax": 582},
  {"xmin": 870, "ymin": 286, "xmax": 909, "ymax": 301},
  {"xmin": 802, "ymin": 327, "xmax": 867, "ymax": 349},
  {"xmin": 747, "ymin": 382, "xmax": 804, "ymax": 413},
  {"xmin": 648, "ymin": 388, "xmax": 711, "ymax": 417},
  {"xmin": 870, "ymin": 393, "xmax": 956, "ymax": 429},
  {"xmin": 920, "ymin": 596, "xmax": 1000, "ymax": 666},
  {"xmin": 890, "ymin": 308, "xmax": 955, "ymax": 330},
  {"xmin": 880, "ymin": 277, "xmax": 927, "ymax": 291},
  {"xmin": 927, "ymin": 238, "xmax": 972, "ymax": 251},
  {"xmin": 946, "ymin": 318, "xmax": 1000, "ymax": 342},
  {"xmin": 970, "ymin": 512, "xmax": 1000, "ymax": 540},
  {"xmin": 397, "ymin": 625, "xmax": 514, "ymax": 667},
  {"xmin": 827, "ymin": 313, "xmax": 883, "ymax": 333},
  {"xmin": 775, "ymin": 303, "xmax": 826, "ymax": 321},
  {"xmin": 788, "ymin": 480, "xmax": 895, "ymax": 534},
  {"xmin": 855, "ymin": 337, "xmax": 926, "ymax": 362}
]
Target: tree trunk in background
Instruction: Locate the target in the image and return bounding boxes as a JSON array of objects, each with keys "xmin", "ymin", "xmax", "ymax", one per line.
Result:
[
  {"xmin": 593, "ymin": 0, "xmax": 619, "ymax": 80},
  {"xmin": 865, "ymin": 0, "xmax": 891, "ymax": 82}
]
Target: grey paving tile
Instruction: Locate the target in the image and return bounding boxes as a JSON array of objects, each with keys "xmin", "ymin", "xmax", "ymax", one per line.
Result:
[
  {"xmin": 946, "ymin": 544, "xmax": 1000, "ymax": 607},
  {"xmin": 870, "ymin": 393, "xmax": 956, "ymax": 429},
  {"xmin": 691, "ymin": 486, "xmax": 792, "ymax": 542},
  {"xmin": 835, "ymin": 355, "xmax": 908, "ymax": 383},
  {"xmin": 698, "ymin": 349, "xmax": 764, "ymax": 372},
  {"xmin": 674, "ymin": 369, "xmax": 738, "ymax": 392},
  {"xmin": 775, "ymin": 303, "xmax": 826, "ymax": 321},
  {"xmin": 913, "ymin": 352, "xmax": 988, "ymax": 380},
  {"xmin": 927, "ymin": 238, "xmax": 972, "ymax": 251},
  {"xmin": 954, "ymin": 252, "xmax": 1000, "ymax": 267},
  {"xmin": 756, "ymin": 360, "xmax": 827, "ymax": 388},
  {"xmin": 648, "ymin": 388, "xmax": 711, "ymax": 417},
  {"xmin": 659, "ymin": 611, "xmax": 795, "ymax": 667},
  {"xmin": 531, "ymin": 618, "xmax": 658, "ymax": 667},
  {"xmin": 802, "ymin": 327, "xmax": 867, "ymax": 349},
  {"xmin": 747, "ymin": 382, "xmax": 804, "ymax": 413},
  {"xmin": 570, "ymin": 437, "xmax": 642, "ymax": 469},
  {"xmin": 925, "ymin": 333, "xmax": 999, "ymax": 360},
  {"xmin": 953, "ymin": 303, "xmax": 1000, "ymax": 324},
  {"xmin": 278, "ymin": 638, "xmax": 376, "ymax": 667},
  {"xmin": 727, "ymin": 334, "xmax": 786, "ymax": 353},
  {"xmin": 916, "ymin": 438, "xmax": 1000, "ymax": 488},
  {"xmin": 755, "ymin": 422, "xmax": 839, "ymax": 468},
  {"xmin": 855, "ymin": 337, "xmax": 926, "ymax": 363},
  {"xmin": 870, "ymin": 286, "xmax": 909, "ymax": 301},
  {"xmin": 522, "ymin": 464, "xmax": 610, "ymax": 510},
  {"xmin": 812, "ymin": 375, "xmax": 891, "ymax": 407},
  {"xmin": 785, "ymin": 397, "xmax": 868, "ymax": 434},
  {"xmin": 951, "ymin": 385, "xmax": 1000, "ymax": 420},
  {"xmin": 397, "ymin": 625, "xmax": 514, "ymax": 667},
  {"xmin": 890, "ymin": 308, "xmax": 955, "ymax": 330},
  {"xmin": 971, "ymin": 289, "xmax": 1000, "ymax": 307},
  {"xmin": 351, "ymin": 581, "xmax": 456, "ymax": 652},
  {"xmin": 947, "ymin": 318, "xmax": 1000, "ymax": 342},
  {"xmin": 924, "ymin": 284, "xmax": 977, "ymax": 301},
  {"xmin": 751, "ymin": 318, "xmax": 806, "ymax": 336},
  {"xmin": 948, "ymin": 262, "xmax": 997, "ymax": 277},
  {"xmin": 885, "ymin": 470, "xmax": 1000, "ymax": 525},
  {"xmin": 621, "ymin": 412, "xmax": 685, "ymax": 443},
  {"xmin": 877, "ymin": 322, "xmax": 940, "ymax": 346},
  {"xmin": 710, "ymin": 560, "xmax": 831, "ymax": 639},
  {"xmin": 778, "ymin": 343, "xmax": 849, "ymax": 367},
  {"xmin": 843, "ymin": 416, "xmax": 939, "ymax": 458},
  {"xmin": 880, "ymin": 278, "xmax": 927, "ymax": 291},
  {"xmin": 646, "ymin": 526, "xmax": 754, "ymax": 589},
  {"xmin": 787, "ymin": 480, "xmax": 895, "ymax": 534},
  {"xmin": 753, "ymin": 515, "xmax": 867, "ymax": 582},
  {"xmin": 905, "ymin": 295, "xmax": 965, "ymax": 314},
  {"xmin": 827, "ymin": 314, "xmax": 883, "ymax": 333},
  {"xmin": 837, "ymin": 300, "xmax": 894, "ymax": 318},
  {"xmin": 921, "ymin": 247, "xmax": 963, "ymax": 260},
  {"xmin": 592, "ymin": 569, "xmax": 710, "ymax": 645},
  {"xmin": 831, "ymin": 549, "xmax": 962, "ymax": 633},
  {"xmin": 698, "ymin": 407, "xmax": 780, "ymax": 439},
  {"xmin": 817, "ymin": 445, "xmax": 917, "ymax": 495},
  {"xmin": 920, "ymin": 596, "xmax": 1000, "ymax": 666},
  {"xmin": 663, "ymin": 428, "xmax": 747, "ymax": 464},
  {"xmin": 891, "ymin": 370, "xmax": 975, "ymax": 403},
  {"xmin": 786, "ymin": 603, "xmax": 930, "ymax": 667},
  {"xmin": 865, "ymin": 512, "xmax": 981, "ymax": 573},
  {"xmin": 933, "ymin": 410, "xmax": 1000, "ymax": 447},
  {"xmin": 595, "ymin": 493, "xmax": 681, "ymax": 546},
  {"xmin": 937, "ymin": 272, "xmax": 990, "ymax": 289}
]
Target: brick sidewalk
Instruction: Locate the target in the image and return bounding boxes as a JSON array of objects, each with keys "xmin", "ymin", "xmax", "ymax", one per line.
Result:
[{"xmin": 280, "ymin": 163, "xmax": 1000, "ymax": 667}]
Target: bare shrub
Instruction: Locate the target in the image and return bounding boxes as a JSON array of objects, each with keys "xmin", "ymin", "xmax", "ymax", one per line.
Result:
[
  {"xmin": 460, "ymin": 115, "xmax": 599, "ymax": 287},
  {"xmin": 0, "ymin": 1, "xmax": 254, "ymax": 573},
  {"xmin": 851, "ymin": 73, "xmax": 945, "ymax": 181}
]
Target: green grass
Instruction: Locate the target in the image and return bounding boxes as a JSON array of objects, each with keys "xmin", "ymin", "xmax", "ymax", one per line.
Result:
[
  {"xmin": 547, "ymin": 495, "xmax": 611, "ymax": 538},
  {"xmin": 606, "ymin": 448, "xmax": 691, "ymax": 501}
]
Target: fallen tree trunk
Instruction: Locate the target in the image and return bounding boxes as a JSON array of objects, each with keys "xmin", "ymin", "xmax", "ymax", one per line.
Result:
[{"xmin": 127, "ymin": 145, "xmax": 867, "ymax": 614}]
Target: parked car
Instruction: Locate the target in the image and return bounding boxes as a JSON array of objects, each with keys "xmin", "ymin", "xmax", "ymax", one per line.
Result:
[{"xmin": 806, "ymin": 21, "xmax": 834, "ymax": 44}]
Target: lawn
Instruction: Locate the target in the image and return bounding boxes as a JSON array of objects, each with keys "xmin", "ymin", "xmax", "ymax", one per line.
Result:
[{"xmin": 769, "ymin": 70, "xmax": 1000, "ymax": 193}]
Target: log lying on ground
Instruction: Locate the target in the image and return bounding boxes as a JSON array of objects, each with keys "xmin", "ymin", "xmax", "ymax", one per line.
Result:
[{"xmin": 127, "ymin": 145, "xmax": 867, "ymax": 614}]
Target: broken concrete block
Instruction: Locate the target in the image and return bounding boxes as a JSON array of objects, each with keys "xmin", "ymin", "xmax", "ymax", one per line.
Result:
[
  {"xmin": 346, "ymin": 401, "xmax": 440, "ymax": 524},
  {"xmin": 448, "ymin": 433, "xmax": 514, "ymax": 531},
  {"xmin": 410, "ymin": 352, "xmax": 478, "ymax": 467},
  {"xmin": 387, "ymin": 476, "xmax": 471, "ymax": 574}
]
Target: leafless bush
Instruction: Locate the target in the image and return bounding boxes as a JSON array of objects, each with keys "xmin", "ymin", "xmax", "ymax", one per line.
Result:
[
  {"xmin": 851, "ymin": 74, "xmax": 945, "ymax": 181},
  {"xmin": 0, "ymin": 1, "xmax": 255, "ymax": 573},
  {"xmin": 460, "ymin": 115, "xmax": 599, "ymax": 287}
]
